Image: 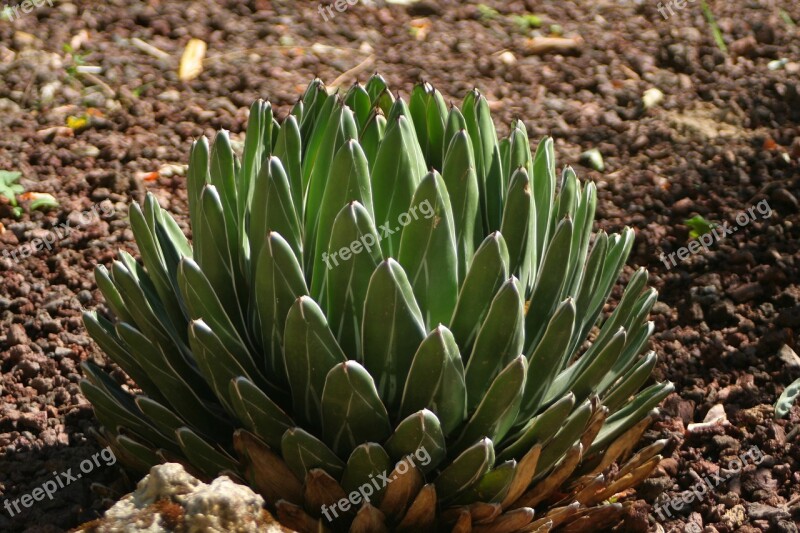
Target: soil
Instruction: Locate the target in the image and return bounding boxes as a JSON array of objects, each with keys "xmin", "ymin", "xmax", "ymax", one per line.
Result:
[{"xmin": 0, "ymin": 0, "xmax": 798, "ymax": 532}]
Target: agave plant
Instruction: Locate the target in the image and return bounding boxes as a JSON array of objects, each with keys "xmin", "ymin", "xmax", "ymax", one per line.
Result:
[{"xmin": 81, "ymin": 76, "xmax": 673, "ymax": 532}]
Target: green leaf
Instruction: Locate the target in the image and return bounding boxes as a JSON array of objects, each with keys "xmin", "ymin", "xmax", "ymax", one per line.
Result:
[
  {"xmin": 82, "ymin": 311, "xmax": 164, "ymax": 403},
  {"xmin": 497, "ymin": 393, "xmax": 575, "ymax": 461},
  {"xmin": 534, "ymin": 399, "xmax": 593, "ymax": 477},
  {"xmin": 397, "ymin": 170, "xmax": 458, "ymax": 329},
  {"xmin": 321, "ymin": 361, "xmax": 391, "ymax": 458},
  {"xmin": 359, "ymin": 108, "xmax": 387, "ymax": 169},
  {"xmin": 251, "ymin": 232, "xmax": 309, "ymax": 387},
  {"xmin": 464, "ymin": 278, "xmax": 524, "ymax": 411},
  {"xmin": 442, "ymin": 129, "xmax": 480, "ymax": 283},
  {"xmin": 524, "ymin": 217, "xmax": 574, "ymax": 354},
  {"xmin": 273, "ymin": 115, "xmax": 304, "ymax": 214},
  {"xmin": 364, "ymin": 73, "xmax": 389, "ymax": 103},
  {"xmin": 519, "ymin": 298, "xmax": 575, "ymax": 418},
  {"xmin": 531, "ymin": 137, "xmax": 556, "ymax": 270},
  {"xmin": 341, "ymin": 444, "xmax": 393, "ymax": 506},
  {"xmin": 434, "ymin": 438, "xmax": 494, "ymax": 503},
  {"xmin": 462, "ymin": 90, "xmax": 503, "ymax": 233},
  {"xmin": 283, "ymin": 296, "xmax": 347, "ymax": 429},
  {"xmin": 399, "ymin": 325, "xmax": 467, "ymax": 437},
  {"xmin": 452, "ymin": 460, "xmax": 515, "ymax": 505},
  {"xmin": 239, "ymin": 100, "xmax": 273, "ymax": 229},
  {"xmin": 501, "ymin": 168, "xmax": 536, "ymax": 291},
  {"xmin": 229, "ymin": 377, "xmax": 294, "ymax": 450},
  {"xmin": 344, "ymin": 83, "xmax": 372, "ymax": 131},
  {"xmin": 370, "ymin": 115, "xmax": 427, "ymax": 257},
  {"xmin": 176, "ymin": 427, "xmax": 239, "ymax": 477},
  {"xmin": 589, "ymin": 382, "xmax": 674, "ymax": 455},
  {"xmin": 311, "ymin": 139, "xmax": 374, "ymax": 299},
  {"xmin": 0, "ymin": 170, "xmax": 23, "ymax": 206},
  {"xmin": 449, "ymin": 232, "xmax": 510, "ymax": 354},
  {"xmin": 281, "ymin": 427, "xmax": 346, "ymax": 481},
  {"xmin": 451, "ymin": 355, "xmax": 526, "ymax": 456},
  {"xmin": 325, "ymin": 202, "xmax": 382, "ymax": 358},
  {"xmin": 178, "ymin": 258, "xmax": 257, "ymax": 375},
  {"xmin": 249, "ymin": 156, "xmax": 303, "ymax": 271},
  {"xmin": 385, "ymin": 409, "xmax": 446, "ymax": 474},
  {"xmin": 304, "ymin": 102, "xmax": 358, "ymax": 272},
  {"xmin": 362, "ymin": 259, "xmax": 427, "ymax": 411}
]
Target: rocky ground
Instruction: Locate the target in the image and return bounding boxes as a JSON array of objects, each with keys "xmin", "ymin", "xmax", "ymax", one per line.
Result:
[{"xmin": 0, "ymin": 0, "xmax": 798, "ymax": 531}]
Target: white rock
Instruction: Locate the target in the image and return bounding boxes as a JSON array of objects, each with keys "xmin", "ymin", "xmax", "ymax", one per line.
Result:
[{"xmin": 94, "ymin": 463, "xmax": 288, "ymax": 533}]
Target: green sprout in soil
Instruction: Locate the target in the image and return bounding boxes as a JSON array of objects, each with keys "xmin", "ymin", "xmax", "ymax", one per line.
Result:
[
  {"xmin": 779, "ymin": 9, "xmax": 796, "ymax": 27},
  {"xmin": 0, "ymin": 170, "xmax": 24, "ymax": 218},
  {"xmin": 29, "ymin": 193, "xmax": 60, "ymax": 211},
  {"xmin": 476, "ymin": 4, "xmax": 499, "ymax": 21},
  {"xmin": 684, "ymin": 214, "xmax": 716, "ymax": 240},
  {"xmin": 512, "ymin": 13, "xmax": 543, "ymax": 31},
  {"xmin": 700, "ymin": 0, "xmax": 728, "ymax": 54}
]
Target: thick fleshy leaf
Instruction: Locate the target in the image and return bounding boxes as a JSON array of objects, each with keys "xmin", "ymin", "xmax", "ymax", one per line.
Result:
[
  {"xmin": 249, "ymin": 156, "xmax": 302, "ymax": 269},
  {"xmin": 534, "ymin": 399, "xmax": 593, "ymax": 477},
  {"xmin": 178, "ymin": 258, "xmax": 256, "ymax": 370},
  {"xmin": 176, "ymin": 427, "xmax": 239, "ymax": 477},
  {"xmin": 384, "ymin": 410, "xmax": 446, "ymax": 475},
  {"xmin": 464, "ymin": 278, "xmax": 524, "ymax": 410},
  {"xmin": 193, "ymin": 185, "xmax": 248, "ymax": 336},
  {"xmin": 114, "ymin": 322, "xmax": 228, "ymax": 440},
  {"xmin": 251, "ymin": 232, "xmax": 309, "ymax": 385},
  {"xmin": 449, "ymin": 232, "xmax": 509, "ymax": 353},
  {"xmin": 239, "ymin": 100, "xmax": 274, "ymax": 228},
  {"xmin": 531, "ymin": 137, "xmax": 556, "ymax": 270},
  {"xmin": 397, "ymin": 171, "xmax": 458, "ymax": 329},
  {"xmin": 370, "ymin": 115, "xmax": 427, "ymax": 257},
  {"xmin": 442, "ymin": 129, "xmax": 480, "ymax": 282},
  {"xmin": 325, "ymin": 202, "xmax": 382, "ymax": 358},
  {"xmin": 321, "ymin": 361, "xmax": 391, "ymax": 458},
  {"xmin": 360, "ymin": 108, "xmax": 387, "ymax": 169},
  {"xmin": 281, "ymin": 427, "xmax": 346, "ymax": 481},
  {"xmin": 500, "ymin": 168, "xmax": 536, "ymax": 291},
  {"xmin": 341, "ymin": 443, "xmax": 393, "ymax": 506},
  {"xmin": 274, "ymin": 114, "xmax": 304, "ymax": 214},
  {"xmin": 284, "ymin": 296, "xmax": 347, "ymax": 429},
  {"xmin": 589, "ymin": 382, "xmax": 674, "ymax": 455},
  {"xmin": 497, "ymin": 393, "xmax": 576, "ymax": 462},
  {"xmin": 452, "ymin": 460, "xmax": 516, "ymax": 505},
  {"xmin": 434, "ymin": 438, "xmax": 494, "ymax": 503},
  {"xmin": 520, "ymin": 298, "xmax": 575, "ymax": 418},
  {"xmin": 524, "ymin": 218, "xmax": 574, "ymax": 355},
  {"xmin": 365, "ymin": 74, "xmax": 388, "ymax": 103},
  {"xmin": 362, "ymin": 259, "xmax": 427, "ymax": 411},
  {"xmin": 229, "ymin": 377, "xmax": 294, "ymax": 450},
  {"xmin": 187, "ymin": 319, "xmax": 266, "ymax": 412},
  {"xmin": 462, "ymin": 90, "xmax": 503, "ymax": 233},
  {"xmin": 409, "ymin": 82, "xmax": 447, "ymax": 170},
  {"xmin": 399, "ymin": 325, "xmax": 467, "ymax": 437},
  {"xmin": 345, "ymin": 83, "xmax": 372, "ymax": 131},
  {"xmin": 451, "ymin": 355, "xmax": 526, "ymax": 456},
  {"xmin": 311, "ymin": 139, "xmax": 373, "ymax": 299},
  {"xmin": 304, "ymin": 101, "xmax": 358, "ymax": 271},
  {"xmin": 83, "ymin": 311, "xmax": 164, "ymax": 403}
]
